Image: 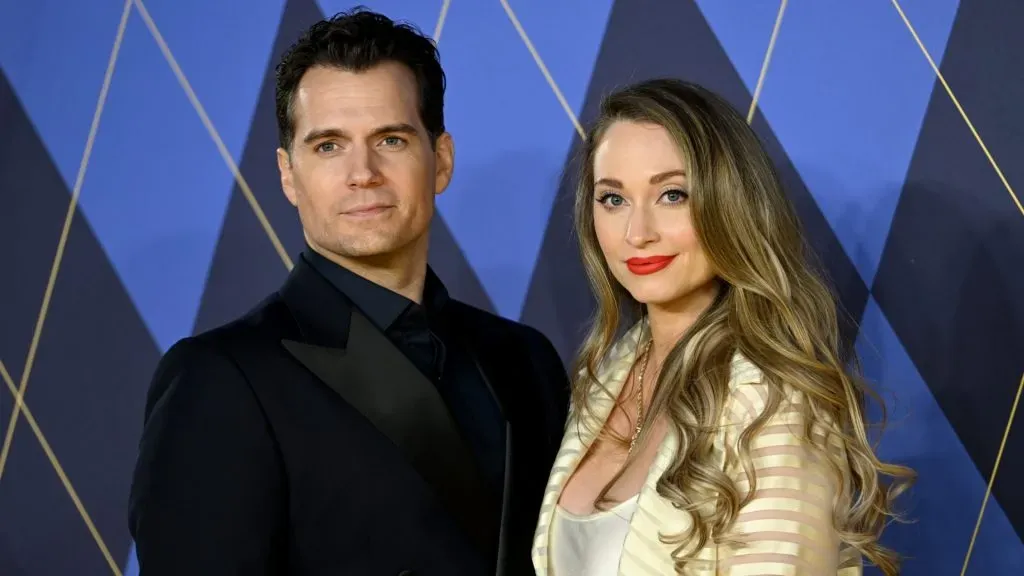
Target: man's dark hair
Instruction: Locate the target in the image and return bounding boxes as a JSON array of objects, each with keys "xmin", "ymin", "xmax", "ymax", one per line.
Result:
[{"xmin": 274, "ymin": 7, "xmax": 446, "ymax": 151}]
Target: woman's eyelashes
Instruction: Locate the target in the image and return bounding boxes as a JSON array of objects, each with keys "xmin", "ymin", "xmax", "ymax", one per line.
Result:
[
  {"xmin": 595, "ymin": 188, "xmax": 689, "ymax": 209},
  {"xmin": 595, "ymin": 191, "xmax": 625, "ymax": 207},
  {"xmin": 660, "ymin": 188, "xmax": 688, "ymax": 203}
]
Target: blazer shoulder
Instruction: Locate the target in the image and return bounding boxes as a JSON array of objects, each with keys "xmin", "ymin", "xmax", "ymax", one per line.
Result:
[
  {"xmin": 140, "ymin": 335, "xmax": 252, "ymax": 425},
  {"xmin": 721, "ymin": 351, "xmax": 768, "ymax": 422},
  {"xmin": 722, "ymin": 351, "xmax": 817, "ymax": 432},
  {"xmin": 448, "ymin": 300, "xmax": 555, "ymax": 350},
  {"xmin": 452, "ymin": 297, "xmax": 573, "ymax": 383},
  {"xmin": 150, "ymin": 293, "xmax": 292, "ymax": 397},
  {"xmin": 729, "ymin": 350, "xmax": 765, "ymax": 387},
  {"xmin": 186, "ymin": 292, "xmax": 295, "ymax": 351}
]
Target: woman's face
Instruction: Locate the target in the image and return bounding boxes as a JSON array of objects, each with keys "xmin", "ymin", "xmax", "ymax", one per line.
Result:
[{"xmin": 591, "ymin": 120, "xmax": 717, "ymax": 310}]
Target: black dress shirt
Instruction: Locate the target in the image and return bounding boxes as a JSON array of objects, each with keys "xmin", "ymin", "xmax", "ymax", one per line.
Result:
[{"xmin": 302, "ymin": 248, "xmax": 507, "ymax": 502}]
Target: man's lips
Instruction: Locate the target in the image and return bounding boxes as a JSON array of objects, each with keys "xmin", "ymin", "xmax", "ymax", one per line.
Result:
[
  {"xmin": 341, "ymin": 204, "xmax": 393, "ymax": 217},
  {"xmin": 625, "ymin": 255, "xmax": 677, "ymax": 275}
]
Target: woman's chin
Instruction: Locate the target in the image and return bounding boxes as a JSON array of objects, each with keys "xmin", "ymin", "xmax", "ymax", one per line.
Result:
[
  {"xmin": 623, "ymin": 278, "xmax": 721, "ymax": 313},
  {"xmin": 623, "ymin": 285, "xmax": 679, "ymax": 308}
]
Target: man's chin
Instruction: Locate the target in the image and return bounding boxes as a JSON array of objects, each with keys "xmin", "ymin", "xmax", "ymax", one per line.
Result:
[{"xmin": 321, "ymin": 236, "xmax": 408, "ymax": 260}]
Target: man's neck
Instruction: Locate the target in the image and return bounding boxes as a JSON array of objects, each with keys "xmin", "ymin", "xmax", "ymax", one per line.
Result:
[{"xmin": 307, "ymin": 240, "xmax": 428, "ymax": 304}]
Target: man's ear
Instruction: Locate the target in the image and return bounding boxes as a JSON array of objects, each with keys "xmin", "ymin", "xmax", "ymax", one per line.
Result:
[
  {"xmin": 433, "ymin": 132, "xmax": 454, "ymax": 195},
  {"xmin": 277, "ymin": 147, "xmax": 299, "ymax": 207}
]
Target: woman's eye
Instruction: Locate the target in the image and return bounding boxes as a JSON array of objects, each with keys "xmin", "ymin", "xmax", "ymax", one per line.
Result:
[
  {"xmin": 597, "ymin": 193, "xmax": 625, "ymax": 207},
  {"xmin": 662, "ymin": 189, "xmax": 688, "ymax": 203}
]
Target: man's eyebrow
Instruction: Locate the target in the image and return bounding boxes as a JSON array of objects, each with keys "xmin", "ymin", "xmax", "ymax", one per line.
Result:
[
  {"xmin": 371, "ymin": 123, "xmax": 419, "ymax": 137},
  {"xmin": 302, "ymin": 128, "xmax": 346, "ymax": 145},
  {"xmin": 301, "ymin": 123, "xmax": 419, "ymax": 145}
]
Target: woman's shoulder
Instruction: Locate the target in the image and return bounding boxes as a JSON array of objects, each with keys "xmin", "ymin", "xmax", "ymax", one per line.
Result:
[
  {"xmin": 723, "ymin": 350, "xmax": 820, "ymax": 441},
  {"xmin": 728, "ymin": 350, "xmax": 764, "ymax": 388},
  {"xmin": 723, "ymin": 350, "xmax": 807, "ymax": 427},
  {"xmin": 721, "ymin": 351, "xmax": 769, "ymax": 427}
]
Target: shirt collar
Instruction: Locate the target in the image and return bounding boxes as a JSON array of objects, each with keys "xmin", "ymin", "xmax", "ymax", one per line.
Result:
[{"xmin": 301, "ymin": 245, "xmax": 449, "ymax": 332}]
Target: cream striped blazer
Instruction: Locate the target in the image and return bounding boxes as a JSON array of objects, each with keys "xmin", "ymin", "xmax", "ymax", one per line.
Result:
[{"xmin": 532, "ymin": 322, "xmax": 862, "ymax": 575}]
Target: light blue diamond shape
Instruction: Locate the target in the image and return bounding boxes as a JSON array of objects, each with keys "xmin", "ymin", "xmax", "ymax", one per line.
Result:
[
  {"xmin": 72, "ymin": 1, "xmax": 285, "ymax": 353},
  {"xmin": 431, "ymin": 0, "xmax": 613, "ymax": 320},
  {"xmin": 0, "ymin": 0, "xmax": 130, "ymax": 189},
  {"xmin": 697, "ymin": 0, "xmax": 960, "ymax": 286}
]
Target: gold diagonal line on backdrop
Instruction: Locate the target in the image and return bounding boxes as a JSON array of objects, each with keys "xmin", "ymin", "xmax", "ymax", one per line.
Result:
[
  {"xmin": 132, "ymin": 0, "xmax": 293, "ymax": 270},
  {"xmin": 961, "ymin": 371, "xmax": 1024, "ymax": 576},
  {"xmin": 747, "ymin": 0, "xmax": 788, "ymax": 124},
  {"xmin": 498, "ymin": 0, "xmax": 585, "ymax": 139},
  {"xmin": 433, "ymin": 0, "xmax": 452, "ymax": 43},
  {"xmin": 891, "ymin": 0, "xmax": 1022, "ymax": 218},
  {"xmin": 888, "ymin": 1, "xmax": 1023, "ymax": 571},
  {"xmin": 0, "ymin": 360, "xmax": 122, "ymax": 575},
  {"xmin": 0, "ymin": 0, "xmax": 133, "ymax": 484}
]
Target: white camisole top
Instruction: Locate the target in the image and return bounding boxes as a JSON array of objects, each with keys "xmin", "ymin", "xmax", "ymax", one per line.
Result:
[{"xmin": 549, "ymin": 494, "xmax": 639, "ymax": 576}]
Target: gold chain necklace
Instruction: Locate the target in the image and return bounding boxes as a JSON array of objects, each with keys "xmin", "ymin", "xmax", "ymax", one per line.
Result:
[{"xmin": 628, "ymin": 339, "xmax": 653, "ymax": 456}]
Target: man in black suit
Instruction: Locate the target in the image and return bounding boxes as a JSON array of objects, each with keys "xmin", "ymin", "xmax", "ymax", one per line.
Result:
[{"xmin": 127, "ymin": 8, "xmax": 570, "ymax": 575}]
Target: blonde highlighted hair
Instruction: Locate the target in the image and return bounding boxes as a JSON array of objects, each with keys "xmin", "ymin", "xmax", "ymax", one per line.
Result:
[{"xmin": 571, "ymin": 79, "xmax": 914, "ymax": 574}]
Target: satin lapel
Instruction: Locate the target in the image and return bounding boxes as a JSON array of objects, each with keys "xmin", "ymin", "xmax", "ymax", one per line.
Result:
[
  {"xmin": 616, "ymin": 430, "xmax": 685, "ymax": 576},
  {"xmin": 531, "ymin": 322, "xmax": 644, "ymax": 575},
  {"xmin": 281, "ymin": 308, "xmax": 499, "ymax": 557},
  {"xmin": 618, "ymin": 354, "xmax": 757, "ymax": 573}
]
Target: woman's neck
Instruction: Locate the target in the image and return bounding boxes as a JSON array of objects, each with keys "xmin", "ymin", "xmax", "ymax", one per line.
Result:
[{"xmin": 645, "ymin": 280, "xmax": 721, "ymax": 366}]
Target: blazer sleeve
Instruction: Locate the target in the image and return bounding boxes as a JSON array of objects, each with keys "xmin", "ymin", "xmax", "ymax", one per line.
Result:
[
  {"xmin": 715, "ymin": 381, "xmax": 857, "ymax": 575},
  {"xmin": 128, "ymin": 337, "xmax": 286, "ymax": 575},
  {"xmin": 523, "ymin": 327, "xmax": 571, "ymax": 453}
]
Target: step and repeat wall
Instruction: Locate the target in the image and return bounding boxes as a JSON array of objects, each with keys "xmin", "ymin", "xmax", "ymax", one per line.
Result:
[{"xmin": 0, "ymin": 0, "xmax": 1021, "ymax": 574}]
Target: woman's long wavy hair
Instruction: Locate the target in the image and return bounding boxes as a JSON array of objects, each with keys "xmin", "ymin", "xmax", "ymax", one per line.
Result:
[{"xmin": 572, "ymin": 79, "xmax": 915, "ymax": 574}]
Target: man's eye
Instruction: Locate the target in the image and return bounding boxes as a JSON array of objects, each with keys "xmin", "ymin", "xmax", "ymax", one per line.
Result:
[{"xmin": 317, "ymin": 142, "xmax": 337, "ymax": 153}]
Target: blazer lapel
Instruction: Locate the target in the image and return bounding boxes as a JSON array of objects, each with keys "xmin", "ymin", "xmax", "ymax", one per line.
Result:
[
  {"xmin": 531, "ymin": 322, "xmax": 645, "ymax": 575},
  {"xmin": 279, "ymin": 259, "xmax": 499, "ymax": 559},
  {"xmin": 616, "ymin": 431, "xmax": 691, "ymax": 575}
]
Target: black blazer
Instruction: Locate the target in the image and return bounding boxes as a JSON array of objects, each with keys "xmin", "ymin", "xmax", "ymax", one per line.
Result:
[{"xmin": 128, "ymin": 258, "xmax": 570, "ymax": 575}]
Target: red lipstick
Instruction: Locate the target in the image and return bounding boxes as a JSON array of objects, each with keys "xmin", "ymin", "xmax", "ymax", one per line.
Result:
[{"xmin": 625, "ymin": 255, "xmax": 676, "ymax": 275}]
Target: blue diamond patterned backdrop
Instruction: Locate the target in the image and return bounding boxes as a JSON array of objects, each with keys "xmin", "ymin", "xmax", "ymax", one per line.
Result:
[{"xmin": 1, "ymin": 1, "xmax": 1021, "ymax": 574}]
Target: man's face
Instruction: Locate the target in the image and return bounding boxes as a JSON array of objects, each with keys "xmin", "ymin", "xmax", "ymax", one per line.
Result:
[{"xmin": 277, "ymin": 62, "xmax": 453, "ymax": 263}]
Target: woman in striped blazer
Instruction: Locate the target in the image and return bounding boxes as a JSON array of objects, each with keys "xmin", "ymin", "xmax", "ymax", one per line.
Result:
[{"xmin": 531, "ymin": 79, "xmax": 914, "ymax": 575}]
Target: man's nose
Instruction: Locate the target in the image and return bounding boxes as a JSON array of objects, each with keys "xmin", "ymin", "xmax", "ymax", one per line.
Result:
[{"xmin": 346, "ymin": 145, "xmax": 383, "ymax": 188}]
